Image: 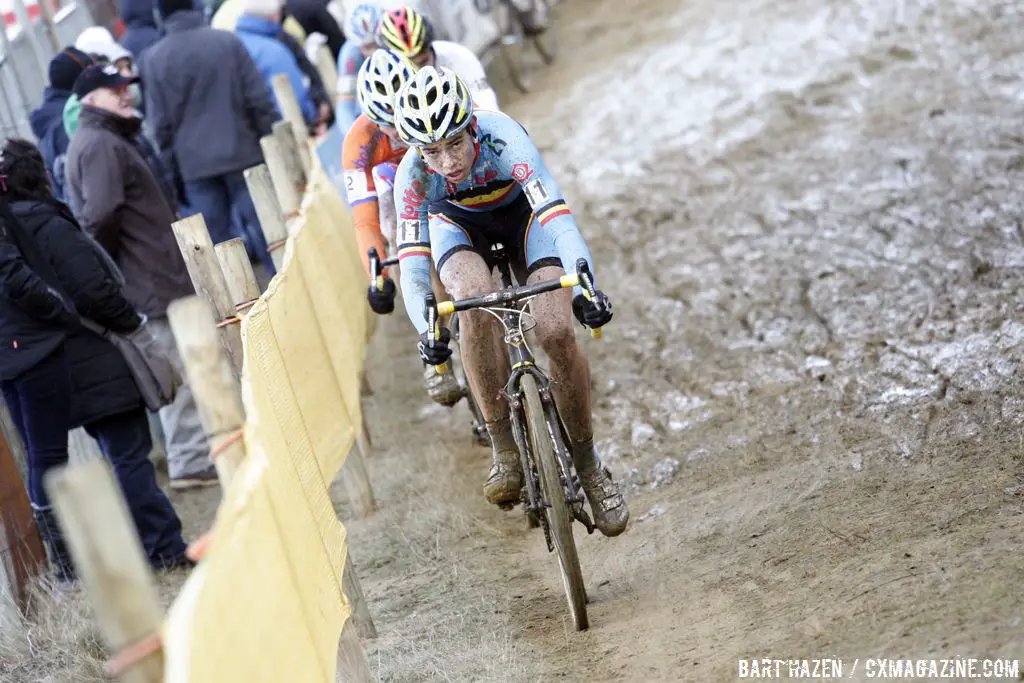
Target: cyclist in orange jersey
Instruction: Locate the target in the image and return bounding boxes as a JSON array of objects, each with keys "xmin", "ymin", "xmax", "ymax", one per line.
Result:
[
  {"xmin": 344, "ymin": 47, "xmax": 463, "ymax": 406},
  {"xmin": 341, "ymin": 49, "xmax": 412, "ymax": 278}
]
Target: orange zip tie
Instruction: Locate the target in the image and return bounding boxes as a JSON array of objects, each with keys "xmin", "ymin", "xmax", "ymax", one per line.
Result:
[
  {"xmin": 235, "ymin": 297, "xmax": 259, "ymax": 314},
  {"xmin": 104, "ymin": 632, "xmax": 163, "ymax": 678},
  {"xmin": 216, "ymin": 297, "xmax": 261, "ymax": 328},
  {"xmin": 186, "ymin": 530, "xmax": 213, "ymax": 562},
  {"xmin": 209, "ymin": 427, "xmax": 245, "ymax": 461},
  {"xmin": 267, "ymin": 238, "xmax": 288, "ymax": 253}
]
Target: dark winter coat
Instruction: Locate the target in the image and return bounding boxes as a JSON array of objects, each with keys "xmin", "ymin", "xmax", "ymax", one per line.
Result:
[
  {"xmin": 285, "ymin": 0, "xmax": 345, "ymax": 59},
  {"xmin": 138, "ymin": 9, "xmax": 280, "ymax": 181},
  {"xmin": 118, "ymin": 0, "xmax": 163, "ymax": 59},
  {"xmin": 64, "ymin": 106, "xmax": 194, "ymax": 318},
  {"xmin": 0, "ymin": 199, "xmax": 143, "ymax": 427},
  {"xmin": 28, "ymin": 88, "xmax": 73, "ymax": 202}
]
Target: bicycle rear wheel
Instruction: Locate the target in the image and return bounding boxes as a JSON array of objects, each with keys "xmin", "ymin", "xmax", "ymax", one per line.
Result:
[{"xmin": 521, "ymin": 374, "xmax": 588, "ymax": 630}]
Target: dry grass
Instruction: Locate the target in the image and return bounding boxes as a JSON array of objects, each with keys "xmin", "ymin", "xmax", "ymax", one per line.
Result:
[
  {"xmin": 0, "ymin": 578, "xmax": 106, "ymax": 683},
  {"xmin": 0, "ymin": 569, "xmax": 190, "ymax": 683}
]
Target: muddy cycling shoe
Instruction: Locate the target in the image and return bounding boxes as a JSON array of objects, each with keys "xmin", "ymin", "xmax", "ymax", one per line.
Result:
[
  {"xmin": 579, "ymin": 467, "xmax": 629, "ymax": 537},
  {"xmin": 422, "ymin": 364, "xmax": 463, "ymax": 407},
  {"xmin": 484, "ymin": 447, "xmax": 524, "ymax": 507}
]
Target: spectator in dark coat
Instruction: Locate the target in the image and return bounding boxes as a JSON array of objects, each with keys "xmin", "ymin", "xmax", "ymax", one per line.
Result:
[
  {"xmin": 139, "ymin": 0, "xmax": 280, "ymax": 274},
  {"xmin": 63, "ymin": 46, "xmax": 189, "ymax": 216},
  {"xmin": 118, "ymin": 0, "xmax": 163, "ymax": 60},
  {"xmin": 28, "ymin": 47, "xmax": 94, "ymax": 203},
  {"xmin": 285, "ymin": 0, "xmax": 345, "ymax": 60},
  {"xmin": 0, "ymin": 139, "xmax": 189, "ymax": 584},
  {"xmin": 65, "ymin": 65, "xmax": 215, "ymax": 491}
]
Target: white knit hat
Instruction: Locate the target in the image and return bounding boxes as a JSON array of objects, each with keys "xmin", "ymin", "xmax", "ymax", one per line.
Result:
[
  {"xmin": 240, "ymin": 0, "xmax": 283, "ymax": 17},
  {"xmin": 75, "ymin": 27, "xmax": 132, "ymax": 65}
]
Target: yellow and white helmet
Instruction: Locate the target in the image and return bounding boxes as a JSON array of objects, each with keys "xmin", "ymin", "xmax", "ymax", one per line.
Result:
[
  {"xmin": 394, "ymin": 66, "xmax": 474, "ymax": 147},
  {"xmin": 356, "ymin": 49, "xmax": 416, "ymax": 126}
]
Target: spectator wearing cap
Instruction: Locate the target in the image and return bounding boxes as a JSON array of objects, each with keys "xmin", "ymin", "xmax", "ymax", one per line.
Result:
[
  {"xmin": 234, "ymin": 0, "xmax": 320, "ymax": 131},
  {"xmin": 28, "ymin": 47, "xmax": 94, "ymax": 203},
  {"xmin": 138, "ymin": 0, "xmax": 279, "ymax": 275},
  {"xmin": 0, "ymin": 138, "xmax": 191, "ymax": 582},
  {"xmin": 64, "ymin": 27, "xmax": 189, "ymax": 218},
  {"xmin": 64, "ymin": 64, "xmax": 217, "ymax": 492}
]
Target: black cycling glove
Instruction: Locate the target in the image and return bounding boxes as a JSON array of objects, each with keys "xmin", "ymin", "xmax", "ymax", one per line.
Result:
[
  {"xmin": 572, "ymin": 291, "xmax": 613, "ymax": 329},
  {"xmin": 367, "ymin": 278, "xmax": 397, "ymax": 315},
  {"xmin": 418, "ymin": 328, "xmax": 453, "ymax": 365}
]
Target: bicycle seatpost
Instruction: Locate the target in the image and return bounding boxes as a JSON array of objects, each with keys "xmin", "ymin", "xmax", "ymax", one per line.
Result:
[{"xmin": 424, "ymin": 293, "xmax": 449, "ymax": 374}]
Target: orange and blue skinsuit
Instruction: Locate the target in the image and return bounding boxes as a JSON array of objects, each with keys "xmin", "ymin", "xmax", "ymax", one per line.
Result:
[{"xmin": 341, "ymin": 113, "xmax": 408, "ymax": 276}]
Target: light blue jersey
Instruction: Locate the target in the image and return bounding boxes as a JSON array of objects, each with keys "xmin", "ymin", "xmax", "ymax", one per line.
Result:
[
  {"xmin": 335, "ymin": 41, "xmax": 365, "ymax": 135},
  {"xmin": 393, "ymin": 110, "xmax": 594, "ymax": 334}
]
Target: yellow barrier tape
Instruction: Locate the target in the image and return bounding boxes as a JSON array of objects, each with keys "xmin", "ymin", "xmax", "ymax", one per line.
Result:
[{"xmin": 163, "ymin": 153, "xmax": 364, "ymax": 682}]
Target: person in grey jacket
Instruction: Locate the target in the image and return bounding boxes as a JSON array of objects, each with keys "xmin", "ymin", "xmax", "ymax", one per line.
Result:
[
  {"xmin": 138, "ymin": 0, "xmax": 280, "ymax": 275},
  {"xmin": 65, "ymin": 64, "xmax": 216, "ymax": 491}
]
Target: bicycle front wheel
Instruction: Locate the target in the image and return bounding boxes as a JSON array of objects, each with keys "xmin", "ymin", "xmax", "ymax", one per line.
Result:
[{"xmin": 521, "ymin": 374, "xmax": 588, "ymax": 630}]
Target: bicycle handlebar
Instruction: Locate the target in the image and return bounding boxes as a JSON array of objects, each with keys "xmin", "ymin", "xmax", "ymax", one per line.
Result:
[
  {"xmin": 367, "ymin": 247, "xmax": 399, "ymax": 293},
  {"xmin": 430, "ymin": 258, "xmax": 605, "ymax": 340}
]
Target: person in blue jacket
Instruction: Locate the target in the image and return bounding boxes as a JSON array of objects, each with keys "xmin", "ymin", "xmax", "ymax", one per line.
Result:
[
  {"xmin": 234, "ymin": 0, "xmax": 318, "ymax": 129},
  {"xmin": 28, "ymin": 47, "xmax": 95, "ymax": 203}
]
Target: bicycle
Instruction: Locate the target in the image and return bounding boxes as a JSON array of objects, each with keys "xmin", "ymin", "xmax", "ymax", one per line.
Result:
[
  {"xmin": 368, "ymin": 247, "xmax": 490, "ymax": 447},
  {"xmin": 478, "ymin": 0, "xmax": 558, "ymax": 94},
  {"xmin": 423, "ymin": 243, "xmax": 602, "ymax": 631}
]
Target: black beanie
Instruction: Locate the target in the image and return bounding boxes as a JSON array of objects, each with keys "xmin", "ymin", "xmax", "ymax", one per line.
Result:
[
  {"xmin": 156, "ymin": 0, "xmax": 194, "ymax": 19},
  {"xmin": 48, "ymin": 47, "xmax": 94, "ymax": 91}
]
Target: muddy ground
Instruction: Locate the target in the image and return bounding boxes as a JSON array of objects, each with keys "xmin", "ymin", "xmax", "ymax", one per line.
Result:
[
  {"xmin": 342, "ymin": 0, "xmax": 1024, "ymax": 680},
  {"xmin": 4, "ymin": 0, "xmax": 1024, "ymax": 681}
]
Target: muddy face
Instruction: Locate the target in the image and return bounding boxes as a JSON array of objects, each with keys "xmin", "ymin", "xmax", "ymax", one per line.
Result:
[{"xmin": 421, "ymin": 130, "xmax": 475, "ymax": 183}]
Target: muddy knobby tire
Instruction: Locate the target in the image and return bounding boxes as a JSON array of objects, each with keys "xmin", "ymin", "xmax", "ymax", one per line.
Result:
[{"xmin": 521, "ymin": 374, "xmax": 588, "ymax": 630}]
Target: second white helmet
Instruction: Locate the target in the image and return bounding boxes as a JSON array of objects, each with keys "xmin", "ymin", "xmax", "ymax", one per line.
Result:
[
  {"xmin": 394, "ymin": 66, "xmax": 474, "ymax": 146},
  {"xmin": 356, "ymin": 48, "xmax": 417, "ymax": 126}
]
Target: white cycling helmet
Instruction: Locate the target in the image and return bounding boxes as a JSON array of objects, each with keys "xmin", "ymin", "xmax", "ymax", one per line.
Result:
[
  {"xmin": 394, "ymin": 66, "xmax": 474, "ymax": 147},
  {"xmin": 356, "ymin": 49, "xmax": 416, "ymax": 126},
  {"xmin": 346, "ymin": 3, "xmax": 383, "ymax": 46}
]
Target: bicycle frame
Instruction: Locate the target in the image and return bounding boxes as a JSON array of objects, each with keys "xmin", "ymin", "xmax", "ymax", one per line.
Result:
[{"xmin": 430, "ymin": 242, "xmax": 596, "ymax": 535}]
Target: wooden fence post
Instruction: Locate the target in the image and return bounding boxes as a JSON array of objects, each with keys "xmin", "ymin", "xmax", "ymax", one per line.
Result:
[
  {"xmin": 273, "ymin": 120, "xmax": 308, "ymax": 193},
  {"xmin": 338, "ymin": 424, "xmax": 376, "ymax": 519},
  {"xmin": 215, "ymin": 238, "xmax": 262, "ymax": 316},
  {"xmin": 270, "ymin": 73, "xmax": 312, "ymax": 174},
  {"xmin": 172, "ymin": 215, "xmax": 245, "ymax": 378},
  {"xmin": 336, "ymin": 620, "xmax": 374, "ymax": 682},
  {"xmin": 342, "ymin": 552, "xmax": 376, "ymax": 639},
  {"xmin": 45, "ymin": 459, "xmax": 164, "ymax": 683},
  {"xmin": 260, "ymin": 131, "xmax": 302, "ymax": 222},
  {"xmin": 0, "ymin": 425, "xmax": 46, "ymax": 624},
  {"xmin": 169, "ymin": 295, "xmax": 377, "ymax": 677},
  {"xmin": 167, "ymin": 296, "xmax": 247, "ymax": 488},
  {"xmin": 315, "ymin": 44, "xmax": 338, "ymax": 104},
  {"xmin": 244, "ymin": 164, "xmax": 289, "ymax": 273}
]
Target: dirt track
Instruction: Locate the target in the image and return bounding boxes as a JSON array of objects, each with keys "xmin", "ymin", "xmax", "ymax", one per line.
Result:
[{"xmin": 342, "ymin": 0, "xmax": 1024, "ymax": 680}]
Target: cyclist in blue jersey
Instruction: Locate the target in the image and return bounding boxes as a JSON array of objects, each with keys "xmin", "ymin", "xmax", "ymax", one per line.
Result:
[
  {"xmin": 335, "ymin": 2, "xmax": 383, "ymax": 134},
  {"xmin": 387, "ymin": 66, "xmax": 628, "ymax": 537}
]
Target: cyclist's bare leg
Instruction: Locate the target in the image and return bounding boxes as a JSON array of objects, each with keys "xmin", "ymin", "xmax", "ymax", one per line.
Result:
[
  {"xmin": 527, "ymin": 264, "xmax": 629, "ymax": 536},
  {"xmin": 439, "ymin": 250, "xmax": 522, "ymax": 505}
]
